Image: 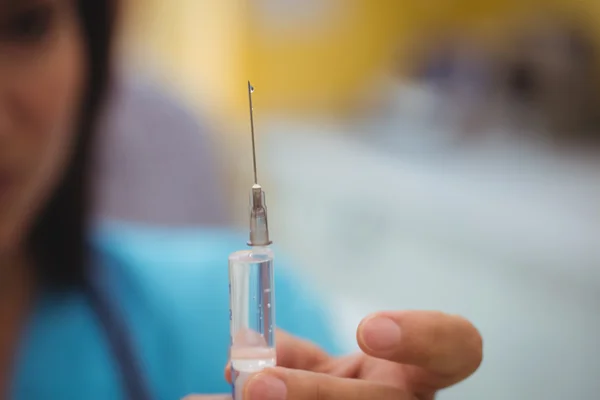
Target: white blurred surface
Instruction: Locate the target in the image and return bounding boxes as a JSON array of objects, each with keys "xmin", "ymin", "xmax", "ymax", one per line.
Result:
[{"xmin": 258, "ymin": 110, "xmax": 600, "ymax": 399}]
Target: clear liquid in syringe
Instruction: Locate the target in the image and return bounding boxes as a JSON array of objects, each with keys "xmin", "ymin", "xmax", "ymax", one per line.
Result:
[{"xmin": 231, "ymin": 346, "xmax": 276, "ymax": 372}]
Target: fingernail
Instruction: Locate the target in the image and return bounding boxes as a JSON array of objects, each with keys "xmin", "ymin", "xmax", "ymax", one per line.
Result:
[
  {"xmin": 361, "ymin": 317, "xmax": 401, "ymax": 352},
  {"xmin": 246, "ymin": 373, "xmax": 287, "ymax": 400}
]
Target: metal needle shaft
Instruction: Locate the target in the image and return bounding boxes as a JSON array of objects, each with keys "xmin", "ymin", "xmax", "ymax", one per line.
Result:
[{"xmin": 248, "ymin": 81, "xmax": 258, "ymax": 184}]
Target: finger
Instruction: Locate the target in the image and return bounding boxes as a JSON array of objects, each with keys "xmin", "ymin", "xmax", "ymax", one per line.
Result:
[
  {"xmin": 243, "ymin": 367, "xmax": 413, "ymax": 400},
  {"xmin": 225, "ymin": 330, "xmax": 331, "ymax": 383},
  {"xmin": 357, "ymin": 311, "xmax": 482, "ymax": 390},
  {"xmin": 275, "ymin": 330, "xmax": 330, "ymax": 370}
]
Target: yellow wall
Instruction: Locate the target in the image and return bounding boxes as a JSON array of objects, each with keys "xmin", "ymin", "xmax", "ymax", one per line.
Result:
[{"xmin": 243, "ymin": 0, "xmax": 416, "ymax": 115}]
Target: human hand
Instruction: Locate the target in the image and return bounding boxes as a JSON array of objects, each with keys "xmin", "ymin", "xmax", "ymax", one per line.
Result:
[{"xmin": 185, "ymin": 310, "xmax": 482, "ymax": 400}]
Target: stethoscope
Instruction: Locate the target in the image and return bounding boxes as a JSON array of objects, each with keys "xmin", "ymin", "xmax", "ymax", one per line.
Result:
[{"xmin": 85, "ymin": 269, "xmax": 154, "ymax": 400}]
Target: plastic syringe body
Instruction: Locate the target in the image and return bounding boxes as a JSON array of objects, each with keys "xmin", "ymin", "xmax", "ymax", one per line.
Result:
[{"xmin": 228, "ymin": 184, "xmax": 275, "ymax": 400}]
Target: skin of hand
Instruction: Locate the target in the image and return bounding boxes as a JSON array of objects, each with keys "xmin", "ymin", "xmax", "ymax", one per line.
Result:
[{"xmin": 184, "ymin": 310, "xmax": 483, "ymax": 400}]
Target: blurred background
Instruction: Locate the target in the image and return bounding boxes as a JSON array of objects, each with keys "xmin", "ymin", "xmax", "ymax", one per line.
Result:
[{"xmin": 102, "ymin": 0, "xmax": 600, "ymax": 398}]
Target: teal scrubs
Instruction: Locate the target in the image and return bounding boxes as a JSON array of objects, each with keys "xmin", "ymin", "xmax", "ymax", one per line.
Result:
[{"xmin": 11, "ymin": 223, "xmax": 340, "ymax": 399}]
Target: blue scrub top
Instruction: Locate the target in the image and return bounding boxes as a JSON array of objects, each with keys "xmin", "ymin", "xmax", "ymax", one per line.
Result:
[{"xmin": 10, "ymin": 223, "xmax": 340, "ymax": 399}]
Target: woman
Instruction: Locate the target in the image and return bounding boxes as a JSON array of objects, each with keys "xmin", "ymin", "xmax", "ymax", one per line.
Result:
[{"xmin": 0, "ymin": 1, "xmax": 482, "ymax": 399}]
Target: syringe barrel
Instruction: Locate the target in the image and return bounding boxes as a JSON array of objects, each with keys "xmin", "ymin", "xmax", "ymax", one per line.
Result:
[{"xmin": 228, "ymin": 246, "xmax": 276, "ymax": 400}]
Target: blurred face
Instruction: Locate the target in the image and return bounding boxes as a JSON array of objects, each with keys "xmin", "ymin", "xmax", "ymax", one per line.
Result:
[{"xmin": 0, "ymin": 0, "xmax": 86, "ymax": 256}]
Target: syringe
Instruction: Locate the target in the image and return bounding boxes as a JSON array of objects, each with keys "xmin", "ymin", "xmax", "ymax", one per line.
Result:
[{"xmin": 228, "ymin": 81, "xmax": 276, "ymax": 400}]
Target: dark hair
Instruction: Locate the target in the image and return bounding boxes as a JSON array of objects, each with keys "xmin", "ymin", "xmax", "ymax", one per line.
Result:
[{"xmin": 28, "ymin": 1, "xmax": 117, "ymax": 290}]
